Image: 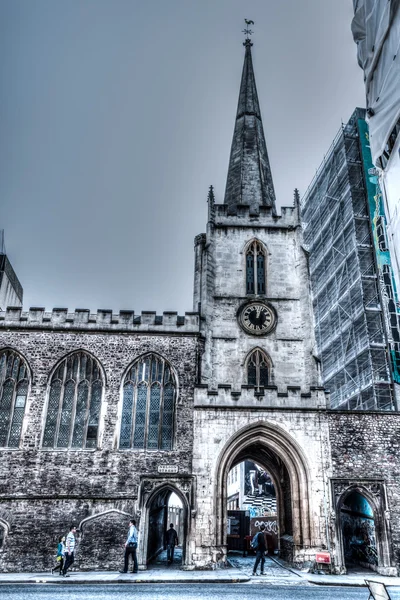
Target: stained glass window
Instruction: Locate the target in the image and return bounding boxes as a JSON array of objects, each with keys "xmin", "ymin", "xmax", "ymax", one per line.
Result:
[
  {"xmin": 119, "ymin": 354, "xmax": 176, "ymax": 450},
  {"xmin": 247, "ymin": 349, "xmax": 269, "ymax": 389},
  {"xmin": 42, "ymin": 351, "xmax": 103, "ymax": 449},
  {"xmin": 246, "ymin": 241, "xmax": 266, "ymax": 295},
  {"xmin": 0, "ymin": 350, "xmax": 29, "ymax": 448}
]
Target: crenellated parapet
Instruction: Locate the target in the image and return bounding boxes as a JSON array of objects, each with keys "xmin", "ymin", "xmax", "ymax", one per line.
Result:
[
  {"xmin": 194, "ymin": 384, "xmax": 329, "ymax": 409},
  {"xmin": 0, "ymin": 307, "xmax": 200, "ymax": 333},
  {"xmin": 213, "ymin": 203, "xmax": 300, "ymax": 228}
]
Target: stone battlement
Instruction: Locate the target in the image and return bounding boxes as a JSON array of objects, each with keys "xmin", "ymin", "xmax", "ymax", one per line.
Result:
[
  {"xmin": 213, "ymin": 203, "xmax": 299, "ymax": 229},
  {"xmin": 0, "ymin": 307, "xmax": 200, "ymax": 333},
  {"xmin": 194, "ymin": 384, "xmax": 329, "ymax": 409}
]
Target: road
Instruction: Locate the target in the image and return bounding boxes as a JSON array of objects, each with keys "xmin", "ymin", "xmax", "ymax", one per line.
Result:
[{"xmin": 1, "ymin": 585, "xmax": 400, "ymax": 600}]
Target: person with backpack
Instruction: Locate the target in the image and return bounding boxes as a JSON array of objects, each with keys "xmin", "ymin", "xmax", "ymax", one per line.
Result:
[
  {"xmin": 251, "ymin": 523, "xmax": 267, "ymax": 576},
  {"xmin": 51, "ymin": 535, "xmax": 65, "ymax": 575}
]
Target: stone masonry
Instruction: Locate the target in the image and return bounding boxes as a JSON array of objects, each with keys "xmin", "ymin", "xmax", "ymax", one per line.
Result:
[{"xmin": 0, "ymin": 315, "xmax": 200, "ymax": 571}]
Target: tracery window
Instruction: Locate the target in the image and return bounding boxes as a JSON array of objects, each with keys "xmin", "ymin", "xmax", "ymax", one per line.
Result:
[
  {"xmin": 119, "ymin": 354, "xmax": 176, "ymax": 450},
  {"xmin": 246, "ymin": 241, "xmax": 266, "ymax": 295},
  {"xmin": 42, "ymin": 352, "xmax": 103, "ymax": 449},
  {"xmin": 0, "ymin": 350, "xmax": 29, "ymax": 448},
  {"xmin": 247, "ymin": 349, "xmax": 269, "ymax": 389}
]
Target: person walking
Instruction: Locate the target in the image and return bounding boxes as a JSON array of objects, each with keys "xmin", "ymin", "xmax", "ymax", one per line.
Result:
[
  {"xmin": 120, "ymin": 519, "xmax": 138, "ymax": 574},
  {"xmin": 165, "ymin": 523, "xmax": 178, "ymax": 565},
  {"xmin": 251, "ymin": 523, "xmax": 267, "ymax": 576},
  {"xmin": 62, "ymin": 526, "xmax": 77, "ymax": 577},
  {"xmin": 51, "ymin": 535, "xmax": 65, "ymax": 575}
]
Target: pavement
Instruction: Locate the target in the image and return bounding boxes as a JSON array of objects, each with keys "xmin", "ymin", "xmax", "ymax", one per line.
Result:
[{"xmin": 0, "ymin": 553, "xmax": 399, "ymax": 587}]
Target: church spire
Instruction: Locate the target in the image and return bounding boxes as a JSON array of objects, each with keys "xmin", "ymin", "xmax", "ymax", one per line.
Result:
[{"xmin": 224, "ymin": 36, "xmax": 276, "ymax": 215}]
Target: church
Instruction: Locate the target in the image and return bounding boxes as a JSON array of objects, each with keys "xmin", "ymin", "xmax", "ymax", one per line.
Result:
[{"xmin": 0, "ymin": 38, "xmax": 399, "ymax": 576}]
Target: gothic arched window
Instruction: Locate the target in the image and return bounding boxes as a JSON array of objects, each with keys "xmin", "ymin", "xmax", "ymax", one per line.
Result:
[
  {"xmin": 246, "ymin": 241, "xmax": 266, "ymax": 295},
  {"xmin": 42, "ymin": 352, "xmax": 103, "ymax": 449},
  {"xmin": 247, "ymin": 349, "xmax": 269, "ymax": 389},
  {"xmin": 119, "ymin": 354, "xmax": 176, "ymax": 450},
  {"xmin": 0, "ymin": 350, "xmax": 29, "ymax": 448}
]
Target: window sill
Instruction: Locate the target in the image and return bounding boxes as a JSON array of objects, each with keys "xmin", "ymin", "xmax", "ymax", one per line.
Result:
[
  {"xmin": 117, "ymin": 448, "xmax": 174, "ymax": 452},
  {"xmin": 39, "ymin": 448, "xmax": 98, "ymax": 452}
]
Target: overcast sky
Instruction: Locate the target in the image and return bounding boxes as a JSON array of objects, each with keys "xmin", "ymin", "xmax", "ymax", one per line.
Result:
[{"xmin": 0, "ymin": 0, "xmax": 365, "ymax": 314}]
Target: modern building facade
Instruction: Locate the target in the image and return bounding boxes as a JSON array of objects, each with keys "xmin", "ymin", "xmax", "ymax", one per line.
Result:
[
  {"xmin": 0, "ymin": 39, "xmax": 400, "ymax": 576},
  {"xmin": 301, "ymin": 108, "xmax": 400, "ymax": 411}
]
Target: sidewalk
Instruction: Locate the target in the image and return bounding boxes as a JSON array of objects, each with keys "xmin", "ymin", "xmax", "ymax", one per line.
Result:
[
  {"xmin": 0, "ymin": 555, "xmax": 399, "ymax": 586},
  {"xmin": 0, "ymin": 569, "xmax": 250, "ymax": 585}
]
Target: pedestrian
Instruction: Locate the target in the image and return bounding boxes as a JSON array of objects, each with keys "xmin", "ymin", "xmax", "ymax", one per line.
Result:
[
  {"xmin": 251, "ymin": 523, "xmax": 267, "ymax": 576},
  {"xmin": 62, "ymin": 525, "xmax": 77, "ymax": 577},
  {"xmin": 119, "ymin": 519, "xmax": 138, "ymax": 574},
  {"xmin": 165, "ymin": 523, "xmax": 178, "ymax": 565},
  {"xmin": 51, "ymin": 535, "xmax": 65, "ymax": 575}
]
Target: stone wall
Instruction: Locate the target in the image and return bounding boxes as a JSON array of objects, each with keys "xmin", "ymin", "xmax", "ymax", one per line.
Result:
[{"xmin": 0, "ymin": 328, "xmax": 199, "ymax": 571}]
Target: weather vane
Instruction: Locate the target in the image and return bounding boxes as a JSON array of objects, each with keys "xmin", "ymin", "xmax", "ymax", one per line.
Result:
[{"xmin": 242, "ymin": 18, "xmax": 254, "ymax": 38}]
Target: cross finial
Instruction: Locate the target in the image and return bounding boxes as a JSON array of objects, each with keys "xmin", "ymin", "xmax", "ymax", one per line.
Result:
[{"xmin": 243, "ymin": 18, "xmax": 254, "ymax": 45}]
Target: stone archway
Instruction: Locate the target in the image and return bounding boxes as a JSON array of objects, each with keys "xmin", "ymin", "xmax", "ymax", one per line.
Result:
[
  {"xmin": 138, "ymin": 482, "xmax": 190, "ymax": 569},
  {"xmin": 215, "ymin": 421, "xmax": 312, "ymax": 562},
  {"xmin": 334, "ymin": 481, "xmax": 396, "ymax": 576}
]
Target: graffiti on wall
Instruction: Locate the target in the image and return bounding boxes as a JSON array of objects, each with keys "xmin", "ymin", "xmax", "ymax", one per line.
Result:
[
  {"xmin": 358, "ymin": 119, "xmax": 400, "ymax": 384},
  {"xmin": 250, "ymin": 517, "xmax": 278, "ymax": 553}
]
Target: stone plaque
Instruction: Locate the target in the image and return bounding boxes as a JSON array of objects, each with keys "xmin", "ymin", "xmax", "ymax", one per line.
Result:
[{"xmin": 158, "ymin": 465, "xmax": 178, "ymax": 474}]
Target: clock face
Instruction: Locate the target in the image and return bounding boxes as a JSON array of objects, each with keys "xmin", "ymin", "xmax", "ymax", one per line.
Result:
[{"xmin": 238, "ymin": 302, "xmax": 276, "ymax": 336}]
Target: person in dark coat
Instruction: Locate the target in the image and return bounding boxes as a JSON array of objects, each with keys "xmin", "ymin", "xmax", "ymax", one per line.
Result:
[
  {"xmin": 252, "ymin": 523, "xmax": 267, "ymax": 576},
  {"xmin": 165, "ymin": 523, "xmax": 178, "ymax": 565}
]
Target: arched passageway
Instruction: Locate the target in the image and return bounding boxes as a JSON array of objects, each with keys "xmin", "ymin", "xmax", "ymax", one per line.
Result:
[
  {"xmin": 227, "ymin": 459, "xmax": 279, "ymax": 555},
  {"xmin": 216, "ymin": 422, "xmax": 312, "ymax": 563},
  {"xmin": 144, "ymin": 485, "xmax": 186, "ymax": 568}
]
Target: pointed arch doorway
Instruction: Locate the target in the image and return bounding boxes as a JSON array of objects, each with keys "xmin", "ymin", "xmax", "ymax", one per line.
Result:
[
  {"xmin": 333, "ymin": 483, "xmax": 396, "ymax": 575},
  {"xmin": 142, "ymin": 484, "xmax": 187, "ymax": 569},
  {"xmin": 216, "ymin": 422, "xmax": 312, "ymax": 563}
]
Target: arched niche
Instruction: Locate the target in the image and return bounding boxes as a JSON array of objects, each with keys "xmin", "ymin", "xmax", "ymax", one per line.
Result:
[
  {"xmin": 0, "ymin": 517, "xmax": 10, "ymax": 550},
  {"xmin": 77, "ymin": 509, "xmax": 133, "ymax": 571}
]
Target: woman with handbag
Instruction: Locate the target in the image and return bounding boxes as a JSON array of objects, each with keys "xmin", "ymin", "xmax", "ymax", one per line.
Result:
[{"xmin": 51, "ymin": 535, "xmax": 65, "ymax": 575}]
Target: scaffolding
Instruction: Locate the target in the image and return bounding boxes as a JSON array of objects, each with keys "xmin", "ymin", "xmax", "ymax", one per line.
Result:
[{"xmin": 301, "ymin": 109, "xmax": 395, "ymax": 411}]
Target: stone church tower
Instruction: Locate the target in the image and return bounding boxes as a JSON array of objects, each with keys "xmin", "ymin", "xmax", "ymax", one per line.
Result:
[{"xmin": 191, "ymin": 39, "xmax": 330, "ymax": 568}]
